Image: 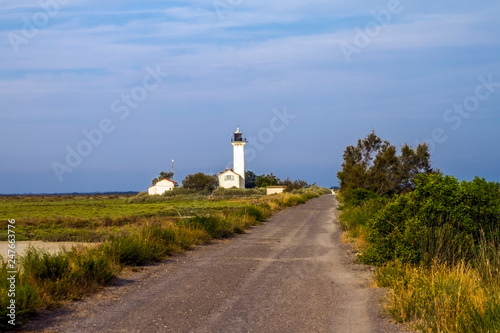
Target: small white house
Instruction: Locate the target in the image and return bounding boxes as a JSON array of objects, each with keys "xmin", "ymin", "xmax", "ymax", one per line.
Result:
[
  {"xmin": 218, "ymin": 169, "xmax": 244, "ymax": 189},
  {"xmin": 148, "ymin": 179, "xmax": 177, "ymax": 195}
]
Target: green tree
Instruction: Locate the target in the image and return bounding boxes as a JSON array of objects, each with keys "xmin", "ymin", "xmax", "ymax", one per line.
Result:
[
  {"xmin": 245, "ymin": 170, "xmax": 257, "ymax": 188},
  {"xmin": 281, "ymin": 177, "xmax": 308, "ymax": 192},
  {"xmin": 255, "ymin": 173, "xmax": 280, "ymax": 188},
  {"xmin": 337, "ymin": 131, "xmax": 435, "ymax": 196},
  {"xmin": 152, "ymin": 171, "xmax": 174, "ymax": 185},
  {"xmin": 182, "ymin": 173, "xmax": 218, "ymax": 193},
  {"xmin": 397, "ymin": 143, "xmax": 434, "ymax": 192}
]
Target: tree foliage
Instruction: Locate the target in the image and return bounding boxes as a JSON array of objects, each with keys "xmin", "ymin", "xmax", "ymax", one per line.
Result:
[
  {"xmin": 337, "ymin": 131, "xmax": 436, "ymax": 196},
  {"xmin": 152, "ymin": 171, "xmax": 174, "ymax": 185},
  {"xmin": 182, "ymin": 173, "xmax": 218, "ymax": 193},
  {"xmin": 245, "ymin": 170, "xmax": 257, "ymax": 189},
  {"xmin": 253, "ymin": 173, "xmax": 309, "ymax": 190},
  {"xmin": 255, "ymin": 173, "xmax": 280, "ymax": 188},
  {"xmin": 281, "ymin": 178, "xmax": 309, "ymax": 192}
]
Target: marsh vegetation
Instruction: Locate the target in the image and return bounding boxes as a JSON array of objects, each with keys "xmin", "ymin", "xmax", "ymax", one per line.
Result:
[{"xmin": 0, "ymin": 186, "xmax": 329, "ymax": 330}]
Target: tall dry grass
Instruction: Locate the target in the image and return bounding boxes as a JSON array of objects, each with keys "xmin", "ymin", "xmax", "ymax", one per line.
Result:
[{"xmin": 375, "ymin": 260, "xmax": 500, "ymax": 332}]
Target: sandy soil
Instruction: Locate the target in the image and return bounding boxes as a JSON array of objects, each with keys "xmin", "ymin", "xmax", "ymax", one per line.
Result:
[
  {"xmin": 1, "ymin": 241, "xmax": 98, "ymax": 260},
  {"xmin": 21, "ymin": 195, "xmax": 411, "ymax": 333}
]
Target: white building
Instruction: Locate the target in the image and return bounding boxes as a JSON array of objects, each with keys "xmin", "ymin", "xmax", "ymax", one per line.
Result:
[
  {"xmin": 218, "ymin": 127, "xmax": 247, "ymax": 189},
  {"xmin": 266, "ymin": 186, "xmax": 286, "ymax": 195},
  {"xmin": 218, "ymin": 169, "xmax": 242, "ymax": 188},
  {"xmin": 148, "ymin": 178, "xmax": 177, "ymax": 195}
]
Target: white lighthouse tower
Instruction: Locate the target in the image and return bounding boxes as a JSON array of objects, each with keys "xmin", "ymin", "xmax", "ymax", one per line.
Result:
[
  {"xmin": 218, "ymin": 126, "xmax": 247, "ymax": 189},
  {"xmin": 231, "ymin": 127, "xmax": 247, "ymax": 188}
]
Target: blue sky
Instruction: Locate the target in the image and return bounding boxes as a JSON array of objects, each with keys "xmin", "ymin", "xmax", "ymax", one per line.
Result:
[{"xmin": 1, "ymin": 0, "xmax": 499, "ymax": 194}]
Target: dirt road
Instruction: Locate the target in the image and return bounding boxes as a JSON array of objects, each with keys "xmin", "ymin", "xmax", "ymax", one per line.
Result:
[{"xmin": 23, "ymin": 195, "xmax": 407, "ymax": 333}]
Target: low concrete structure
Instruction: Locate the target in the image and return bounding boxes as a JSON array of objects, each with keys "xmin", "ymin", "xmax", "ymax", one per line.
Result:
[
  {"xmin": 266, "ymin": 186, "xmax": 286, "ymax": 195},
  {"xmin": 148, "ymin": 178, "xmax": 177, "ymax": 195}
]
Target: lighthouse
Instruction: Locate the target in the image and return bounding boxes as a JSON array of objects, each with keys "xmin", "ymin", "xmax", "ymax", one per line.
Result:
[
  {"xmin": 218, "ymin": 127, "xmax": 247, "ymax": 189},
  {"xmin": 231, "ymin": 127, "xmax": 247, "ymax": 188}
]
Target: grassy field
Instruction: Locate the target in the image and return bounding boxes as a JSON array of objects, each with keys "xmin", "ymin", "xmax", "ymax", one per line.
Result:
[
  {"xmin": 0, "ymin": 190, "xmax": 269, "ymax": 242},
  {"xmin": 0, "ymin": 186, "xmax": 329, "ymax": 330},
  {"xmin": 0, "ymin": 193, "xmax": 260, "ymax": 220}
]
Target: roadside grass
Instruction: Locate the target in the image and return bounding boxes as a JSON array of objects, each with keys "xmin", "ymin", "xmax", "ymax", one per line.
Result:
[
  {"xmin": 337, "ymin": 192, "xmax": 387, "ymax": 252},
  {"xmin": 375, "ymin": 260, "xmax": 500, "ymax": 333},
  {"xmin": 368, "ymin": 231, "xmax": 500, "ymax": 333},
  {"xmin": 337, "ymin": 176, "xmax": 500, "ymax": 332},
  {"xmin": 0, "ymin": 186, "xmax": 329, "ymax": 331}
]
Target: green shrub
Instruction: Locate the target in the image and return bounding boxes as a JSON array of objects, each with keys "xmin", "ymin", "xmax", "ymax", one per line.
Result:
[
  {"xmin": 343, "ymin": 188, "xmax": 379, "ymax": 207},
  {"xmin": 338, "ymin": 196, "xmax": 387, "ymax": 232},
  {"xmin": 0, "ymin": 246, "xmax": 118, "ymax": 331},
  {"xmin": 125, "ymin": 189, "xmax": 202, "ymax": 202},
  {"xmin": 162, "ymin": 188, "xmax": 201, "ymax": 197},
  {"xmin": 0, "ymin": 260, "xmax": 41, "ymax": 331},
  {"xmin": 280, "ymin": 194, "xmax": 306, "ymax": 207},
  {"xmin": 212, "ymin": 187, "xmax": 265, "ymax": 197},
  {"xmin": 20, "ymin": 246, "xmax": 118, "ymax": 300},
  {"xmin": 184, "ymin": 215, "xmax": 235, "ymax": 238},
  {"xmin": 256, "ymin": 203, "xmax": 272, "ymax": 220},
  {"xmin": 102, "ymin": 225, "xmax": 173, "ymax": 266},
  {"xmin": 22, "ymin": 248, "xmax": 71, "ymax": 281},
  {"xmin": 237, "ymin": 205, "xmax": 265, "ymax": 221},
  {"xmin": 361, "ymin": 174, "xmax": 500, "ymax": 266},
  {"xmin": 68, "ymin": 248, "xmax": 118, "ymax": 287}
]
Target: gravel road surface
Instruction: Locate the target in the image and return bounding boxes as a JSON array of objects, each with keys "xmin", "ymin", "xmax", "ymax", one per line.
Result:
[{"xmin": 23, "ymin": 194, "xmax": 408, "ymax": 333}]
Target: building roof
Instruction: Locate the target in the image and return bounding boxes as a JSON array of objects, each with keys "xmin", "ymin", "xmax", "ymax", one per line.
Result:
[
  {"xmin": 218, "ymin": 169, "xmax": 242, "ymax": 177},
  {"xmin": 148, "ymin": 178, "xmax": 178, "ymax": 188}
]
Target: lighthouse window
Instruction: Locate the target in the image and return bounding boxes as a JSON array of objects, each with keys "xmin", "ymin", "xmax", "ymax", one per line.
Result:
[{"xmin": 224, "ymin": 175, "xmax": 234, "ymax": 181}]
